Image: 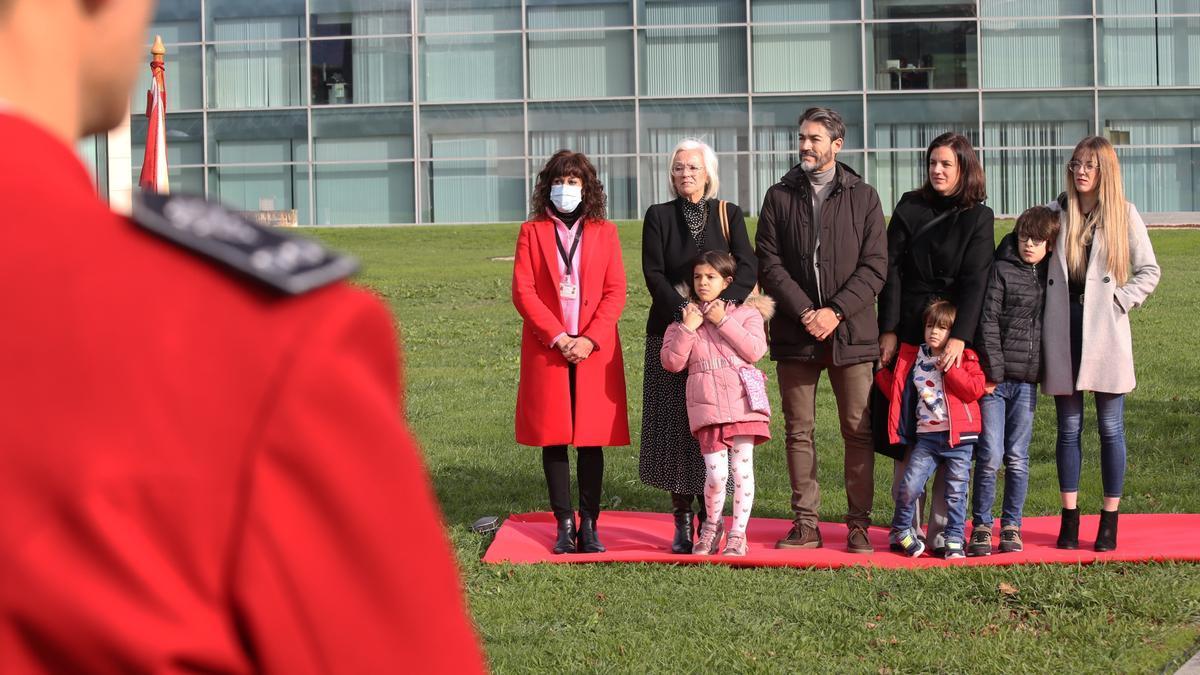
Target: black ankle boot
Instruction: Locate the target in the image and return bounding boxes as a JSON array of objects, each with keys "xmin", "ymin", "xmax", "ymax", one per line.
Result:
[
  {"xmin": 552, "ymin": 516, "xmax": 577, "ymax": 554},
  {"xmin": 1057, "ymin": 507, "xmax": 1080, "ymax": 549},
  {"xmin": 671, "ymin": 510, "xmax": 695, "ymax": 554},
  {"xmin": 1095, "ymin": 509, "xmax": 1119, "ymax": 552},
  {"xmin": 577, "ymin": 516, "xmax": 606, "ymax": 553}
]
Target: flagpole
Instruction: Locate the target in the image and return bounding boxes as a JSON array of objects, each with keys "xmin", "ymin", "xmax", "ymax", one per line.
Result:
[{"xmin": 139, "ymin": 36, "xmax": 170, "ymax": 194}]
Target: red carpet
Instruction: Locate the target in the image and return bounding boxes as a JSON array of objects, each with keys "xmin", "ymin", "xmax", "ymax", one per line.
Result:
[{"xmin": 482, "ymin": 511, "xmax": 1200, "ymax": 568}]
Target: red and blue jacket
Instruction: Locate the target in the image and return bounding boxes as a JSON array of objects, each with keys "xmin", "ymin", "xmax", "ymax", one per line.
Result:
[{"xmin": 875, "ymin": 343, "xmax": 987, "ymax": 447}]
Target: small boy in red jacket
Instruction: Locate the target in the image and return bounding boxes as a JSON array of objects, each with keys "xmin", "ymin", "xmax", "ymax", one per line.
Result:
[{"xmin": 876, "ymin": 300, "xmax": 986, "ymax": 558}]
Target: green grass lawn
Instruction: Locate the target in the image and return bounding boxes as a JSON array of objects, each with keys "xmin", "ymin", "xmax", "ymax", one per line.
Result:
[{"xmin": 312, "ymin": 221, "xmax": 1200, "ymax": 673}]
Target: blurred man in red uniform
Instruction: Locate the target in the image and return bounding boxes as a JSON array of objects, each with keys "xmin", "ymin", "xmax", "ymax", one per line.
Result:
[{"xmin": 0, "ymin": 0, "xmax": 487, "ymax": 672}]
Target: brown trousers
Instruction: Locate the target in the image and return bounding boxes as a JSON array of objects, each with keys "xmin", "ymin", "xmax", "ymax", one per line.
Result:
[{"xmin": 777, "ymin": 360, "xmax": 875, "ymax": 529}]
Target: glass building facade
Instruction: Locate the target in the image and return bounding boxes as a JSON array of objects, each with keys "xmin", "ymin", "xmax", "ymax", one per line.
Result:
[{"xmin": 114, "ymin": 0, "xmax": 1200, "ymax": 224}]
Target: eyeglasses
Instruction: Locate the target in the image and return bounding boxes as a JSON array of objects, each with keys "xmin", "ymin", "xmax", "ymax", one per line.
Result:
[
  {"xmin": 1017, "ymin": 235, "xmax": 1047, "ymax": 245},
  {"xmin": 671, "ymin": 163, "xmax": 704, "ymax": 175},
  {"xmin": 1067, "ymin": 160, "xmax": 1099, "ymax": 175}
]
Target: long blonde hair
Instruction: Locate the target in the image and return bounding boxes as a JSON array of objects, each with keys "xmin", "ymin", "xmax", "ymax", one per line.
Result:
[{"xmin": 1064, "ymin": 136, "xmax": 1130, "ymax": 285}]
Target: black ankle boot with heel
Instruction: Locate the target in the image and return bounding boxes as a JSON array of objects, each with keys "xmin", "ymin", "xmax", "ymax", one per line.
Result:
[
  {"xmin": 1095, "ymin": 509, "xmax": 1119, "ymax": 552},
  {"xmin": 577, "ymin": 516, "xmax": 606, "ymax": 553},
  {"xmin": 671, "ymin": 510, "xmax": 695, "ymax": 554},
  {"xmin": 552, "ymin": 517, "xmax": 577, "ymax": 554},
  {"xmin": 1056, "ymin": 507, "xmax": 1080, "ymax": 549}
]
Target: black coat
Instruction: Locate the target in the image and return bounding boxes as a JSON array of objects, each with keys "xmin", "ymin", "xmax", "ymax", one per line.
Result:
[
  {"xmin": 878, "ymin": 191, "xmax": 995, "ymax": 346},
  {"xmin": 755, "ymin": 162, "xmax": 887, "ymax": 365},
  {"xmin": 641, "ymin": 197, "xmax": 757, "ymax": 337},
  {"xmin": 976, "ymin": 232, "xmax": 1046, "ymax": 384}
]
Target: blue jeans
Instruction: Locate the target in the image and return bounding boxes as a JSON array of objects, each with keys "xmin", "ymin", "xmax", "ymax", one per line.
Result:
[
  {"xmin": 891, "ymin": 432, "xmax": 972, "ymax": 544},
  {"xmin": 1055, "ymin": 390, "xmax": 1127, "ymax": 498},
  {"xmin": 972, "ymin": 381, "xmax": 1036, "ymax": 528}
]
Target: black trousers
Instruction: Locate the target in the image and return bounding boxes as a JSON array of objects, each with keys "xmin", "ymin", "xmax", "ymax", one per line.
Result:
[{"xmin": 543, "ymin": 362, "xmax": 605, "ymax": 521}]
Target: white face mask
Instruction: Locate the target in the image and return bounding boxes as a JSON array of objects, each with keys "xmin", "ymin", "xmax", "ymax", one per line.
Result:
[{"xmin": 550, "ymin": 184, "xmax": 583, "ymax": 213}]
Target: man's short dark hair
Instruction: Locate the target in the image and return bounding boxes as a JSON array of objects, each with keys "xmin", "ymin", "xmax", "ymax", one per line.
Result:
[
  {"xmin": 1014, "ymin": 205, "xmax": 1061, "ymax": 247},
  {"xmin": 797, "ymin": 107, "xmax": 846, "ymax": 143}
]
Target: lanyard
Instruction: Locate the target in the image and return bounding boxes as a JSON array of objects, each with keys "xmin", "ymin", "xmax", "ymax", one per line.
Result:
[{"xmin": 554, "ymin": 223, "xmax": 582, "ymax": 276}]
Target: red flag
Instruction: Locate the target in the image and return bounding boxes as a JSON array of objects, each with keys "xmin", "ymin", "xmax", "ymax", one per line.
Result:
[{"xmin": 139, "ymin": 36, "xmax": 169, "ymax": 194}]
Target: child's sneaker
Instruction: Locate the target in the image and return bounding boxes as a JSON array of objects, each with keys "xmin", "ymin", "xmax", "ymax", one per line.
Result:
[
  {"xmin": 694, "ymin": 519, "xmax": 724, "ymax": 555},
  {"xmin": 944, "ymin": 540, "xmax": 966, "ymax": 559},
  {"xmin": 999, "ymin": 525, "xmax": 1023, "ymax": 553},
  {"xmin": 722, "ymin": 531, "xmax": 748, "ymax": 556},
  {"xmin": 892, "ymin": 529, "xmax": 925, "ymax": 557},
  {"xmin": 967, "ymin": 525, "xmax": 992, "ymax": 557}
]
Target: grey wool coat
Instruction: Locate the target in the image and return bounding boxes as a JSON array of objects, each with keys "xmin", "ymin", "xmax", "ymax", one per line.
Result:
[{"xmin": 1042, "ymin": 200, "xmax": 1160, "ymax": 395}]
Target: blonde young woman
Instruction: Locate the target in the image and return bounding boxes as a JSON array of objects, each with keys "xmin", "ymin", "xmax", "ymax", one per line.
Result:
[{"xmin": 1043, "ymin": 136, "xmax": 1160, "ymax": 552}]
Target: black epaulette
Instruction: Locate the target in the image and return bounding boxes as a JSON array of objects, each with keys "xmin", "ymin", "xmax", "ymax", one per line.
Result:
[{"xmin": 132, "ymin": 193, "xmax": 359, "ymax": 295}]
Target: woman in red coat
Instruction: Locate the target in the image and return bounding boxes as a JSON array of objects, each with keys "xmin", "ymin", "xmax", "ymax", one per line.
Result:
[{"xmin": 512, "ymin": 150, "xmax": 630, "ymax": 554}]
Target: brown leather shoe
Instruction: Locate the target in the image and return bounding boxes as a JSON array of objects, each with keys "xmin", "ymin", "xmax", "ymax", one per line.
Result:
[
  {"xmin": 775, "ymin": 522, "xmax": 823, "ymax": 549},
  {"xmin": 846, "ymin": 525, "xmax": 874, "ymax": 554}
]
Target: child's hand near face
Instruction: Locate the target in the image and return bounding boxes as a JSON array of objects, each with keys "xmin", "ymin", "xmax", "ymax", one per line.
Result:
[
  {"xmin": 682, "ymin": 303, "xmax": 704, "ymax": 331},
  {"xmin": 704, "ymin": 300, "xmax": 727, "ymax": 325}
]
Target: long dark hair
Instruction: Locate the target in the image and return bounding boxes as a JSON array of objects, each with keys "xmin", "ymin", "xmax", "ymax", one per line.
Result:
[
  {"xmin": 529, "ymin": 150, "xmax": 607, "ymax": 221},
  {"xmin": 919, "ymin": 132, "xmax": 987, "ymax": 207}
]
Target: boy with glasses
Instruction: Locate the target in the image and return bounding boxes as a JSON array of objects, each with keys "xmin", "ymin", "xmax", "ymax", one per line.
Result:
[{"xmin": 968, "ymin": 205, "xmax": 1061, "ymax": 555}]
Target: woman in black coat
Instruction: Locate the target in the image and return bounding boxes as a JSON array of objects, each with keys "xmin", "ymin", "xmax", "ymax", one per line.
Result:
[
  {"xmin": 639, "ymin": 138, "xmax": 756, "ymax": 553},
  {"xmin": 877, "ymin": 131, "xmax": 995, "ymax": 554}
]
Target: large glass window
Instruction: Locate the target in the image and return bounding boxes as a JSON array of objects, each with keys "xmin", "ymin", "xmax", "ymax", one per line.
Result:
[
  {"xmin": 751, "ymin": 0, "xmax": 859, "ymax": 22},
  {"xmin": 752, "ymin": 96, "xmax": 865, "ymax": 154},
  {"xmin": 77, "ymin": 135, "xmax": 110, "ymax": 199},
  {"xmin": 868, "ymin": 93, "xmax": 978, "ymax": 149},
  {"xmin": 982, "ymin": 0, "xmax": 1091, "ymax": 16},
  {"xmin": 639, "ymin": 0, "xmax": 745, "ymax": 26},
  {"xmin": 981, "ymin": 149, "xmax": 1069, "ymax": 216},
  {"xmin": 982, "ymin": 19, "xmax": 1093, "ymax": 89},
  {"xmin": 152, "ymin": 0, "xmax": 202, "ymax": 43},
  {"xmin": 420, "ymin": 34, "xmax": 522, "ymax": 102},
  {"xmin": 421, "ymin": 159, "xmax": 526, "ymax": 223},
  {"xmin": 528, "ymin": 30, "xmax": 635, "ymax": 99},
  {"xmin": 527, "ymin": 102, "xmax": 635, "ymax": 157},
  {"xmin": 983, "ymin": 92, "xmax": 1093, "ymax": 148},
  {"xmin": 753, "ymin": 151, "xmax": 863, "ymax": 210},
  {"xmin": 210, "ymin": 164, "xmax": 311, "ymax": 225},
  {"xmin": 869, "ymin": 151, "xmax": 926, "ymax": 210},
  {"xmin": 420, "ymin": 104, "xmax": 524, "ymax": 159},
  {"xmin": 752, "ymin": 24, "xmax": 861, "ymax": 93},
  {"xmin": 1099, "ymin": 91, "xmax": 1200, "ymax": 146},
  {"xmin": 314, "ymin": 162, "xmax": 415, "ymax": 224},
  {"xmin": 310, "ymin": 0, "xmax": 410, "ymax": 36},
  {"xmin": 867, "ymin": 1, "xmax": 974, "ymax": 20},
  {"xmin": 207, "ymin": 110, "xmax": 308, "ymax": 163},
  {"xmin": 311, "ymin": 37, "xmax": 411, "ymax": 105},
  {"xmin": 1097, "ymin": 0, "xmax": 1200, "ymax": 13},
  {"xmin": 640, "ymin": 98, "xmax": 749, "ymax": 156},
  {"xmin": 312, "ymin": 107, "xmax": 414, "ymax": 160},
  {"xmin": 1116, "ymin": 147, "xmax": 1200, "ymax": 212},
  {"xmin": 131, "ymin": 167, "xmax": 207, "ymax": 197},
  {"xmin": 1100, "ymin": 17, "xmax": 1200, "ymax": 87},
  {"xmin": 133, "ymin": 113, "xmax": 206, "ymax": 167},
  {"xmin": 527, "ymin": 0, "xmax": 632, "ymax": 29},
  {"xmin": 418, "ymin": 0, "xmax": 521, "ymax": 33},
  {"xmin": 207, "ymin": 41, "xmax": 306, "ymax": 108},
  {"xmin": 639, "ymin": 28, "xmax": 747, "ymax": 96},
  {"xmin": 868, "ymin": 21, "xmax": 978, "ymax": 90},
  {"xmin": 640, "ymin": 154, "xmax": 750, "ymax": 210},
  {"xmin": 132, "ymin": 44, "xmax": 203, "ymax": 111},
  {"xmin": 206, "ymin": 0, "xmax": 305, "ymax": 39}
]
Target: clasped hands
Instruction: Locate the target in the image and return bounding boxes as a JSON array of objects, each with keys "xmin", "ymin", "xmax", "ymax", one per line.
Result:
[
  {"xmin": 802, "ymin": 307, "xmax": 840, "ymax": 341},
  {"xmin": 554, "ymin": 335, "xmax": 595, "ymax": 364},
  {"xmin": 681, "ymin": 300, "xmax": 727, "ymax": 331}
]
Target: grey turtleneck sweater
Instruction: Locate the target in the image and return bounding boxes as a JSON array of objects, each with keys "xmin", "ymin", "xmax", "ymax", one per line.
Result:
[{"xmin": 807, "ymin": 164, "xmax": 837, "ymax": 305}]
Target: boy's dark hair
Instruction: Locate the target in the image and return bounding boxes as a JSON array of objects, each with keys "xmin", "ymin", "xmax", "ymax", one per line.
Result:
[
  {"xmin": 689, "ymin": 251, "xmax": 737, "ymax": 300},
  {"xmin": 797, "ymin": 107, "xmax": 846, "ymax": 142},
  {"xmin": 924, "ymin": 299, "xmax": 956, "ymax": 330},
  {"xmin": 1014, "ymin": 205, "xmax": 1061, "ymax": 247}
]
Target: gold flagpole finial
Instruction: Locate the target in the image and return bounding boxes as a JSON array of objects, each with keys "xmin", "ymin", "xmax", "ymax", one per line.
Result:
[{"xmin": 151, "ymin": 35, "xmax": 166, "ymax": 63}]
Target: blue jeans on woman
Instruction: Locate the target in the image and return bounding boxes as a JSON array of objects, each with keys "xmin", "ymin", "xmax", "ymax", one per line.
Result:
[
  {"xmin": 972, "ymin": 381, "xmax": 1036, "ymax": 528},
  {"xmin": 892, "ymin": 432, "xmax": 972, "ymax": 545},
  {"xmin": 1055, "ymin": 391, "xmax": 1126, "ymax": 497}
]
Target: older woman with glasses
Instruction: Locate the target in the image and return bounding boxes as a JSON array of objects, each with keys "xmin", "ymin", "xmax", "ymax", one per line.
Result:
[{"xmin": 639, "ymin": 138, "xmax": 757, "ymax": 553}]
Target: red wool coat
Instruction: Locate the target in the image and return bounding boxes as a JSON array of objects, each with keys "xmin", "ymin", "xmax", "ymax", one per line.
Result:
[
  {"xmin": 0, "ymin": 112, "xmax": 484, "ymax": 673},
  {"xmin": 512, "ymin": 217, "xmax": 630, "ymax": 447}
]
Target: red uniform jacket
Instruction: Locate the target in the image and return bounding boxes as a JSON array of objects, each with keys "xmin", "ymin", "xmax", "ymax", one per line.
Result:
[
  {"xmin": 0, "ymin": 112, "xmax": 486, "ymax": 674},
  {"xmin": 511, "ymin": 217, "xmax": 630, "ymax": 447},
  {"xmin": 874, "ymin": 343, "xmax": 986, "ymax": 447}
]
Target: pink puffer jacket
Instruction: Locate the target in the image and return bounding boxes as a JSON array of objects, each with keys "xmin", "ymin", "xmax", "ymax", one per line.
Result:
[{"xmin": 660, "ymin": 294, "xmax": 775, "ymax": 433}]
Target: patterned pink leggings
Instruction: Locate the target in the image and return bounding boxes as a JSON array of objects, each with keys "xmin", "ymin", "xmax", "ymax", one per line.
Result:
[{"xmin": 703, "ymin": 436, "xmax": 756, "ymax": 534}]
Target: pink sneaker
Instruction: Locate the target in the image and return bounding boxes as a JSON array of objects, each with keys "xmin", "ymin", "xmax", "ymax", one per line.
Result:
[
  {"xmin": 693, "ymin": 519, "xmax": 724, "ymax": 555},
  {"xmin": 722, "ymin": 531, "xmax": 748, "ymax": 556}
]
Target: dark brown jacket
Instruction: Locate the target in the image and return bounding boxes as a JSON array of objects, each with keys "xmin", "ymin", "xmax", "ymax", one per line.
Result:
[{"xmin": 755, "ymin": 161, "xmax": 887, "ymax": 365}]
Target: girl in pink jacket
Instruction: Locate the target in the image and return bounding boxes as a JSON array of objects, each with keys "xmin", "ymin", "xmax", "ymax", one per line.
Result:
[{"xmin": 661, "ymin": 251, "xmax": 775, "ymax": 556}]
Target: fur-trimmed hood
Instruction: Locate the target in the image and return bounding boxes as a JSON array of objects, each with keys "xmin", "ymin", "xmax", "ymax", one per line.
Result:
[{"xmin": 674, "ymin": 283, "xmax": 775, "ymax": 321}]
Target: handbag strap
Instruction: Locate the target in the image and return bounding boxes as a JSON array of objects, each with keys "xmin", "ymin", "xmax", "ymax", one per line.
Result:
[{"xmin": 719, "ymin": 199, "xmax": 730, "ymax": 243}]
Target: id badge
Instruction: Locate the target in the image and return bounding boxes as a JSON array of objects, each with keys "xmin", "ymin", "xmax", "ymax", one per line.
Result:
[{"xmin": 559, "ymin": 280, "xmax": 578, "ymax": 299}]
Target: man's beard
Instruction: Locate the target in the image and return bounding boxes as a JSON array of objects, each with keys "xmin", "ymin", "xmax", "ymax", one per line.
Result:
[{"xmin": 801, "ymin": 149, "xmax": 834, "ymax": 173}]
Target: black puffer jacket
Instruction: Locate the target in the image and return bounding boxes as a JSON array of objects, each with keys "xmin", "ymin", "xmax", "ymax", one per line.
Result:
[
  {"xmin": 976, "ymin": 232, "xmax": 1046, "ymax": 383},
  {"xmin": 755, "ymin": 161, "xmax": 887, "ymax": 365}
]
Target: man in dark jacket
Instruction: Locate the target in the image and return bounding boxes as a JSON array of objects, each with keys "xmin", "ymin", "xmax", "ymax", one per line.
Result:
[{"xmin": 756, "ymin": 107, "xmax": 887, "ymax": 553}]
